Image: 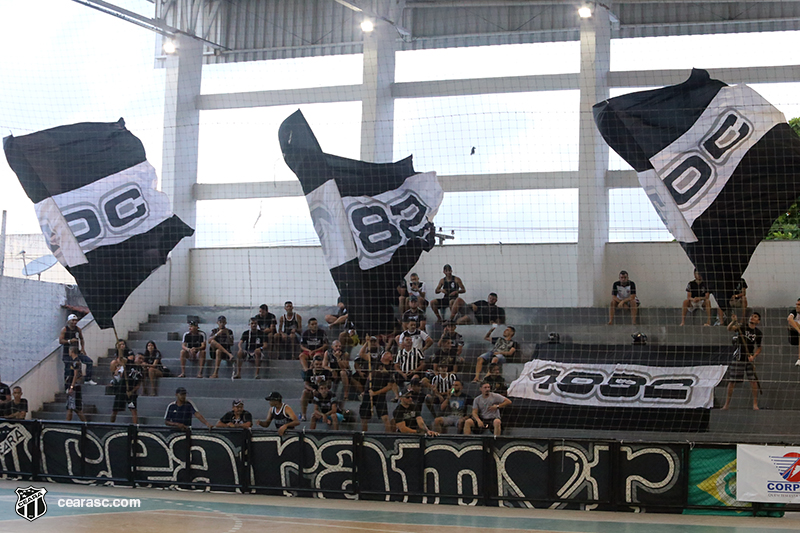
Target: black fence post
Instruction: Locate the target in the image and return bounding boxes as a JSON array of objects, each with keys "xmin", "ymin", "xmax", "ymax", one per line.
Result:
[
  {"xmin": 610, "ymin": 440, "xmax": 621, "ymax": 510},
  {"xmin": 31, "ymin": 420, "xmax": 42, "ymax": 482},
  {"xmin": 241, "ymin": 429, "xmax": 251, "ymax": 494},
  {"xmin": 79, "ymin": 423, "xmax": 87, "ymax": 479},
  {"xmin": 128, "ymin": 424, "xmax": 137, "ymax": 487},
  {"xmin": 353, "ymin": 432, "xmax": 363, "ymax": 500},
  {"xmin": 481, "ymin": 436, "xmax": 492, "ymax": 507},
  {"xmin": 185, "ymin": 428, "xmax": 193, "ymax": 489}
]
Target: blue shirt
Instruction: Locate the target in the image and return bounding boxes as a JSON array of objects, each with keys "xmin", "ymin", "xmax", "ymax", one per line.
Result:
[{"xmin": 164, "ymin": 401, "xmax": 197, "ymax": 426}]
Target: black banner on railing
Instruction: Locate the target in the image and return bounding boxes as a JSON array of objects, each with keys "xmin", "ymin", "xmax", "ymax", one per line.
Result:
[{"xmin": 0, "ymin": 421, "xmax": 703, "ymax": 512}]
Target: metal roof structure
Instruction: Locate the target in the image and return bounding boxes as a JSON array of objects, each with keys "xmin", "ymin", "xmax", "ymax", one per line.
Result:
[{"xmin": 83, "ymin": 1, "xmax": 800, "ymax": 62}]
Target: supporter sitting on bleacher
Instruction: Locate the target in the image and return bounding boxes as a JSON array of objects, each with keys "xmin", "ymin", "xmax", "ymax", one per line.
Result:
[
  {"xmin": 608, "ymin": 270, "xmax": 638, "ymax": 326},
  {"xmin": 681, "ymin": 269, "xmax": 712, "ymax": 327},
  {"xmin": 350, "ymin": 355, "xmax": 368, "ymax": 397},
  {"xmin": 473, "ymin": 326, "xmax": 518, "ymax": 383},
  {"xmin": 111, "ymin": 353, "xmax": 144, "ymax": 424},
  {"xmin": 142, "ymin": 341, "xmax": 163, "ymax": 396},
  {"xmin": 278, "ymin": 301, "xmax": 302, "ymax": 359},
  {"xmin": 310, "ymin": 381, "xmax": 340, "ymax": 430},
  {"xmin": 255, "ymin": 304, "xmax": 278, "ymax": 358},
  {"xmin": 484, "ymin": 363, "xmax": 508, "ymax": 395},
  {"xmin": 402, "ymin": 296, "xmax": 427, "ymax": 331},
  {"xmin": 359, "ymin": 335, "xmax": 385, "ymax": 363},
  {"xmin": 300, "ymin": 318, "xmax": 329, "ymax": 374},
  {"xmin": 394, "ymin": 336, "xmax": 427, "ymax": 386},
  {"xmin": 359, "ymin": 361, "xmax": 394, "ymax": 433},
  {"xmin": 463, "ymin": 381, "xmax": 511, "ymax": 436},
  {"xmin": 235, "ymin": 318, "xmax": 264, "ymax": 380},
  {"xmin": 300, "ymin": 356, "xmax": 333, "ymax": 422},
  {"xmin": 787, "ymin": 298, "xmax": 800, "ymax": 367},
  {"xmin": 209, "ymin": 315, "xmax": 235, "ymax": 379},
  {"xmin": 325, "ymin": 298, "xmax": 359, "ymax": 348},
  {"xmin": 259, "ymin": 391, "xmax": 299, "ymax": 436},
  {"xmin": 425, "ymin": 369, "xmax": 457, "ymax": 417},
  {"xmin": 431, "ymin": 264, "xmax": 466, "ymax": 323},
  {"xmin": 408, "ymin": 273, "xmax": 428, "ymax": 311},
  {"xmin": 396, "ymin": 320, "xmax": 433, "ymax": 352},
  {"xmin": 433, "ymin": 380, "xmax": 471, "ymax": 434},
  {"xmin": 164, "ymin": 387, "xmax": 212, "ymax": 430},
  {"xmin": 433, "ymin": 321, "xmax": 464, "ymax": 373},
  {"xmin": 394, "ymin": 387, "xmax": 438, "ymax": 436},
  {"xmin": 179, "ymin": 321, "xmax": 206, "ymax": 378},
  {"xmin": 216, "ymin": 399, "xmax": 253, "ymax": 428},
  {"xmin": 0, "ymin": 377, "xmax": 11, "ymax": 418},
  {"xmin": 327, "ymin": 340, "xmax": 351, "ymax": 402},
  {"xmin": 456, "ymin": 292, "xmax": 506, "ymax": 325},
  {"xmin": 397, "ymin": 277, "xmax": 410, "ymax": 313}
]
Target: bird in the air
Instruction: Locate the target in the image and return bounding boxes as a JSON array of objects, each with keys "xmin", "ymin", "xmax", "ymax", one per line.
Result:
[{"xmin": 470, "ymin": 147, "xmax": 476, "ymax": 155}]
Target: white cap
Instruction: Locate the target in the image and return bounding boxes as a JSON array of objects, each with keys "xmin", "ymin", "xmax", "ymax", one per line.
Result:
[{"xmin": 67, "ymin": 314, "xmax": 78, "ymax": 321}]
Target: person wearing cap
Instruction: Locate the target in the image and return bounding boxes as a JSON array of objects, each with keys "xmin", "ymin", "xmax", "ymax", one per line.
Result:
[
  {"xmin": 394, "ymin": 388, "xmax": 438, "ymax": 436},
  {"xmin": 401, "ymin": 295, "xmax": 427, "ymax": 331},
  {"xmin": 259, "ymin": 392, "xmax": 299, "ymax": 436},
  {"xmin": 431, "ymin": 264, "xmax": 466, "ymax": 323},
  {"xmin": 216, "ymin": 399, "xmax": 253, "ymax": 428},
  {"xmin": 165, "ymin": 387, "xmax": 212, "ymax": 430},
  {"xmin": 209, "ymin": 316, "xmax": 235, "ymax": 379},
  {"xmin": 179, "ymin": 321, "xmax": 207, "ymax": 378},
  {"xmin": 59, "ymin": 314, "xmax": 96, "ymax": 385},
  {"xmin": 300, "ymin": 356, "xmax": 333, "ymax": 422}
]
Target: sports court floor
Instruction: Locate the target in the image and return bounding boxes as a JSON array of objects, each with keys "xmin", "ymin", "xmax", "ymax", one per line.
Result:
[{"xmin": 0, "ymin": 480, "xmax": 798, "ymax": 533}]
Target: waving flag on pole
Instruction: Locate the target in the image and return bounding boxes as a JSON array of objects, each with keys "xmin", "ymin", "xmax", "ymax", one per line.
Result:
[
  {"xmin": 279, "ymin": 110, "xmax": 442, "ymax": 334},
  {"xmin": 3, "ymin": 119, "xmax": 194, "ymax": 329},
  {"xmin": 594, "ymin": 69, "xmax": 800, "ymax": 303}
]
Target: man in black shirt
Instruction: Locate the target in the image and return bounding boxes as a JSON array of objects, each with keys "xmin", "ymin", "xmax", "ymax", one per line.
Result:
[
  {"xmin": 179, "ymin": 321, "xmax": 207, "ymax": 378},
  {"xmin": 65, "ymin": 347, "xmax": 87, "ymax": 422},
  {"xmin": 787, "ymin": 298, "xmax": 800, "ymax": 367},
  {"xmin": 484, "ymin": 363, "xmax": 508, "ymax": 395},
  {"xmin": 433, "ymin": 321, "xmax": 464, "ymax": 373},
  {"xmin": 401, "ymin": 296, "xmax": 427, "ymax": 331},
  {"xmin": 5, "ymin": 387, "xmax": 28, "ymax": 419},
  {"xmin": 457, "ymin": 292, "xmax": 506, "ymax": 325},
  {"xmin": 723, "ymin": 312, "xmax": 763, "ymax": 410},
  {"xmin": 255, "ymin": 304, "xmax": 278, "ymax": 358},
  {"xmin": 433, "ymin": 380, "xmax": 471, "ymax": 434},
  {"xmin": 359, "ymin": 362, "xmax": 394, "ymax": 432},
  {"xmin": 209, "ymin": 316, "xmax": 235, "ymax": 379},
  {"xmin": 300, "ymin": 318, "xmax": 329, "ymax": 372},
  {"xmin": 310, "ymin": 381, "xmax": 340, "ymax": 430},
  {"xmin": 111, "ymin": 353, "xmax": 144, "ymax": 424},
  {"xmin": 609, "ymin": 270, "xmax": 638, "ymax": 325},
  {"xmin": 216, "ymin": 399, "xmax": 253, "ymax": 428},
  {"xmin": 0, "ymin": 377, "xmax": 11, "ymax": 417},
  {"xmin": 236, "ymin": 318, "xmax": 265, "ymax": 380},
  {"xmin": 301, "ymin": 357, "xmax": 333, "ymax": 421},
  {"xmin": 681, "ymin": 269, "xmax": 711, "ymax": 326},
  {"xmin": 394, "ymin": 388, "xmax": 438, "ymax": 436}
]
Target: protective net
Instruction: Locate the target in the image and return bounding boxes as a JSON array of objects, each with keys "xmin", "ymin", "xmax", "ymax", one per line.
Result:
[{"xmin": 2, "ymin": 1, "xmax": 800, "ymax": 449}]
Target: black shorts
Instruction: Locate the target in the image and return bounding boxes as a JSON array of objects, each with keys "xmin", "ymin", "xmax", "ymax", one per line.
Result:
[
  {"xmin": 65, "ymin": 386, "xmax": 82, "ymax": 411},
  {"xmin": 127, "ymin": 394, "xmax": 138, "ymax": 411},
  {"xmin": 359, "ymin": 396, "xmax": 388, "ymax": 420},
  {"xmin": 113, "ymin": 391, "xmax": 128, "ymax": 412},
  {"xmin": 728, "ymin": 360, "xmax": 757, "ymax": 383},
  {"xmin": 437, "ymin": 296, "xmax": 452, "ymax": 307}
]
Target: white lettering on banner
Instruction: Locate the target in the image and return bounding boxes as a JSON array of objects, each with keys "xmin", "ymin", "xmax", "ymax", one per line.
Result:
[
  {"xmin": 737, "ymin": 444, "xmax": 800, "ymax": 503},
  {"xmin": 342, "ymin": 172, "xmax": 443, "ymax": 270},
  {"xmin": 34, "ymin": 161, "xmax": 173, "ymax": 268},
  {"xmin": 507, "ymin": 360, "xmax": 727, "ymax": 408},
  {"xmin": 641, "ymin": 84, "xmax": 785, "ymax": 243}
]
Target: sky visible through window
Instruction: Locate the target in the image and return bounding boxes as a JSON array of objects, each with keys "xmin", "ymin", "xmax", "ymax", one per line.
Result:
[{"xmin": 1, "ymin": 0, "xmax": 799, "ymax": 249}]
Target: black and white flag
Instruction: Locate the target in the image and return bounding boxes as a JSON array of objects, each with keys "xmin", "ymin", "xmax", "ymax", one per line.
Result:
[
  {"xmin": 594, "ymin": 69, "xmax": 800, "ymax": 303},
  {"xmin": 279, "ymin": 110, "xmax": 442, "ymax": 334},
  {"xmin": 3, "ymin": 119, "xmax": 194, "ymax": 329}
]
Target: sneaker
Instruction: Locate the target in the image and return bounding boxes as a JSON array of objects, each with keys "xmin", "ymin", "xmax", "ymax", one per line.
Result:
[
  {"xmin": 254, "ymin": 374, "xmax": 261, "ymax": 380},
  {"xmin": 299, "ymin": 414, "xmax": 307, "ymax": 422},
  {"xmin": 85, "ymin": 380, "xmax": 97, "ymax": 386},
  {"xmin": 795, "ymin": 360, "xmax": 800, "ymax": 367}
]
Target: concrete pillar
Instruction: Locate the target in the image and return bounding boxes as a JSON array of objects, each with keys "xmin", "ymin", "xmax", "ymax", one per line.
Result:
[
  {"xmin": 360, "ymin": 1, "xmax": 397, "ymax": 163},
  {"xmin": 576, "ymin": 5, "xmax": 611, "ymax": 306},
  {"xmin": 161, "ymin": 33, "xmax": 203, "ymax": 305}
]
